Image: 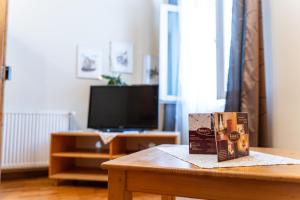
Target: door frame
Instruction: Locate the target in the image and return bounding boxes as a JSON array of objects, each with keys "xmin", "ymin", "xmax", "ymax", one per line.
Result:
[{"xmin": 0, "ymin": 0, "xmax": 8, "ymax": 182}]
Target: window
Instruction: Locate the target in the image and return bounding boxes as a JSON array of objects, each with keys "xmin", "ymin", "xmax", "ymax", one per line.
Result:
[
  {"xmin": 159, "ymin": 4, "xmax": 179, "ymax": 103},
  {"xmin": 159, "ymin": 0, "xmax": 233, "ymax": 102},
  {"xmin": 216, "ymin": 0, "xmax": 233, "ymax": 99}
]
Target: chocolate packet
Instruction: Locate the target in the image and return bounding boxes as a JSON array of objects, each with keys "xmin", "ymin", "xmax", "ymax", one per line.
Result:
[
  {"xmin": 188, "ymin": 113, "xmax": 217, "ymax": 154},
  {"xmin": 213, "ymin": 112, "xmax": 249, "ymax": 162}
]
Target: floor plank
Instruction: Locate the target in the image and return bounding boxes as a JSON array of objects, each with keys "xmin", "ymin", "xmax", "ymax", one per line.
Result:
[{"xmin": 0, "ymin": 178, "xmax": 161, "ymax": 200}]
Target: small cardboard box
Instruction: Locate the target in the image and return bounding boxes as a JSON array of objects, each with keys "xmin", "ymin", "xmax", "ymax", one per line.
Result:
[
  {"xmin": 213, "ymin": 112, "xmax": 250, "ymax": 162},
  {"xmin": 188, "ymin": 113, "xmax": 217, "ymax": 154}
]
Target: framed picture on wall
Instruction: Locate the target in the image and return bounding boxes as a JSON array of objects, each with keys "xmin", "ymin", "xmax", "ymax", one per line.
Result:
[
  {"xmin": 110, "ymin": 41, "xmax": 133, "ymax": 74},
  {"xmin": 77, "ymin": 46, "xmax": 103, "ymax": 79}
]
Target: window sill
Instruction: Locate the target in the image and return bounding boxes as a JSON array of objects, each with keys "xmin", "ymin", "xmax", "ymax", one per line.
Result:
[{"xmin": 160, "ymin": 98, "xmax": 226, "ymax": 111}]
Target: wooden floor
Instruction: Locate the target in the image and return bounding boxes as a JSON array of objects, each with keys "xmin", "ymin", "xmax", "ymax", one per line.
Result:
[
  {"xmin": 0, "ymin": 178, "xmax": 196, "ymax": 200},
  {"xmin": 0, "ymin": 178, "xmax": 162, "ymax": 200}
]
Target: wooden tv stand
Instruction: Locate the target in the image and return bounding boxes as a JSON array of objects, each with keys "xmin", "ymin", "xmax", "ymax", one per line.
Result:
[{"xmin": 49, "ymin": 131, "xmax": 179, "ymax": 182}]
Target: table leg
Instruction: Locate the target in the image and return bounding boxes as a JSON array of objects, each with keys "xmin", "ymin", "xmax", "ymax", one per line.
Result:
[
  {"xmin": 108, "ymin": 170, "xmax": 132, "ymax": 200},
  {"xmin": 161, "ymin": 196, "xmax": 175, "ymax": 200}
]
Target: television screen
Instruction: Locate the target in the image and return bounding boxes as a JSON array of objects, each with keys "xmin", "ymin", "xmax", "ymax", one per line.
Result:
[{"xmin": 88, "ymin": 85, "xmax": 158, "ymax": 131}]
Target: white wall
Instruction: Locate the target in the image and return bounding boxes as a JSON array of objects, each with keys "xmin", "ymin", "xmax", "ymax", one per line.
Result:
[
  {"xmin": 4, "ymin": 0, "xmax": 156, "ymax": 129},
  {"xmin": 264, "ymin": 0, "xmax": 300, "ymax": 151}
]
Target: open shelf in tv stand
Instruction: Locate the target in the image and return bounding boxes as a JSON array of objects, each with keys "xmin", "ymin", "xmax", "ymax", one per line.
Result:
[{"xmin": 49, "ymin": 131, "xmax": 179, "ymax": 183}]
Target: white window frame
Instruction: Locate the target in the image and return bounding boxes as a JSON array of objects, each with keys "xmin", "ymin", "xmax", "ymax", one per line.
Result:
[
  {"xmin": 216, "ymin": 0, "xmax": 226, "ymax": 99},
  {"xmin": 159, "ymin": 4, "xmax": 179, "ymax": 103}
]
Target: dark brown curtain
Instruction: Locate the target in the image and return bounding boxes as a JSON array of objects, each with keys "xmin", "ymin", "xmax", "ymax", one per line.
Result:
[{"xmin": 225, "ymin": 0, "xmax": 269, "ymax": 147}]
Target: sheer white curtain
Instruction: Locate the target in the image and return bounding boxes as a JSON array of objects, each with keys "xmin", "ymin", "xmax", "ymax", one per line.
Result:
[{"xmin": 176, "ymin": 0, "xmax": 225, "ymax": 144}]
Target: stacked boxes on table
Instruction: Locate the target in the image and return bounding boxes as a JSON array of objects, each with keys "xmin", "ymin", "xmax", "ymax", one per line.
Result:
[{"xmin": 189, "ymin": 112, "xmax": 249, "ymax": 162}]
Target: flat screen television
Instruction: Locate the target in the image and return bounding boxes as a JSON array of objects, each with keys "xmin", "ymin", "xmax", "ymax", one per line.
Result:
[{"xmin": 88, "ymin": 85, "xmax": 159, "ymax": 131}]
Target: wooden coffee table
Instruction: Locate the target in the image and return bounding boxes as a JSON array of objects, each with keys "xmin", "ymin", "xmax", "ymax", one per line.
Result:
[{"xmin": 102, "ymin": 145, "xmax": 300, "ymax": 200}]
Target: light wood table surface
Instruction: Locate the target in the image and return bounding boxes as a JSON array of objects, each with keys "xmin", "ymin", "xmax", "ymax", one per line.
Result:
[{"xmin": 102, "ymin": 145, "xmax": 300, "ymax": 200}]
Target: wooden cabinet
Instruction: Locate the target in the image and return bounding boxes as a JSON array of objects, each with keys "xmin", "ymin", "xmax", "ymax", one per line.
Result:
[{"xmin": 49, "ymin": 131, "xmax": 179, "ymax": 182}]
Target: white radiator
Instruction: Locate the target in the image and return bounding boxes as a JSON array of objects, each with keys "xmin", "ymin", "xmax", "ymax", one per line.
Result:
[{"xmin": 1, "ymin": 112, "xmax": 71, "ymax": 169}]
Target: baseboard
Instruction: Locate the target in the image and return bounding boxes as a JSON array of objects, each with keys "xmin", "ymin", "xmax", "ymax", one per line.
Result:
[{"xmin": 2, "ymin": 167, "xmax": 48, "ymax": 181}]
